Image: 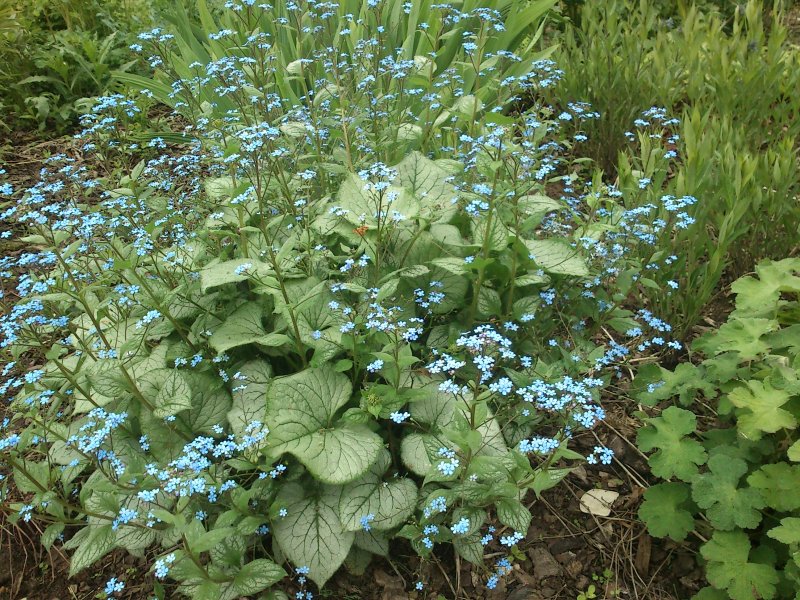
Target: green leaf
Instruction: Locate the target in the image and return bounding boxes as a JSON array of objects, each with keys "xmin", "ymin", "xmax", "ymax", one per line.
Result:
[
  {"xmin": 400, "ymin": 432, "xmax": 436, "ymax": 476},
  {"xmin": 338, "ymin": 450, "xmax": 417, "ymax": 531},
  {"xmin": 524, "ymin": 239, "xmax": 588, "ymax": 277},
  {"xmin": 69, "ymin": 524, "xmax": 115, "ymax": 577},
  {"xmin": 693, "ymin": 318, "xmax": 778, "ymax": 359},
  {"xmin": 186, "ymin": 385, "xmax": 233, "ymax": 433},
  {"xmin": 517, "ymin": 194, "xmax": 562, "ymax": 228},
  {"xmin": 453, "ymin": 533, "xmax": 485, "ymax": 565},
  {"xmin": 476, "ymin": 287, "xmax": 502, "ymax": 318},
  {"xmin": 265, "ymin": 367, "xmax": 381, "ymax": 484},
  {"xmin": 637, "ymin": 407, "xmax": 707, "ymax": 481},
  {"xmin": 692, "ymin": 455, "xmax": 764, "ymax": 530},
  {"xmin": 495, "ymin": 498, "xmax": 532, "ymax": 532},
  {"xmin": 472, "ymin": 217, "xmax": 510, "ymax": 252},
  {"xmin": 209, "ymin": 302, "xmax": 289, "ymax": 354},
  {"xmin": 393, "ymin": 151, "xmax": 459, "ymax": 223},
  {"xmin": 233, "ymin": 559, "xmax": 286, "ymax": 595},
  {"xmin": 528, "ymin": 467, "xmax": 571, "ymax": 498},
  {"xmin": 788, "ymin": 440, "xmax": 800, "ymax": 462},
  {"xmin": 634, "ymin": 363, "xmax": 715, "ymax": 406},
  {"xmin": 272, "ymin": 483, "xmax": 353, "ymax": 588},
  {"xmin": 335, "ymin": 173, "xmax": 418, "ymax": 227},
  {"xmin": 639, "ymin": 482, "xmax": 695, "ymax": 540},
  {"xmin": 41, "ymin": 523, "xmax": 65, "ymax": 551},
  {"xmin": 747, "ymin": 463, "xmax": 800, "ymax": 511},
  {"xmin": 227, "ymin": 359, "xmax": 272, "ymax": 437},
  {"xmin": 730, "ymin": 258, "xmax": 800, "ymax": 318},
  {"xmin": 354, "ymin": 528, "xmax": 390, "ymax": 556},
  {"xmin": 200, "ymin": 259, "xmax": 270, "ymax": 293},
  {"xmin": 700, "ymin": 531, "xmax": 779, "ymax": 600},
  {"xmin": 727, "ymin": 381, "xmax": 797, "ymax": 441},
  {"xmin": 115, "ymin": 520, "xmax": 157, "ymax": 552},
  {"xmin": 149, "ymin": 369, "xmax": 193, "ymax": 418},
  {"xmin": 767, "ymin": 517, "xmax": 800, "ymax": 545}
]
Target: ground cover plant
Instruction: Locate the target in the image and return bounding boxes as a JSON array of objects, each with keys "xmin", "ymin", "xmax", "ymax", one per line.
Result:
[
  {"xmin": 1, "ymin": 0, "xmax": 799, "ymax": 599},
  {"xmin": 635, "ymin": 258, "xmax": 800, "ymax": 599}
]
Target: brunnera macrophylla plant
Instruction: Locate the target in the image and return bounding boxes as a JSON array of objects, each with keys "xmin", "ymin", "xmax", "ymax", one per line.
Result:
[{"xmin": 1, "ymin": 1, "xmax": 686, "ymax": 597}]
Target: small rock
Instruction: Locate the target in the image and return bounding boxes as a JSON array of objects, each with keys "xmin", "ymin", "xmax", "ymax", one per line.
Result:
[
  {"xmin": 548, "ymin": 536, "xmax": 582, "ymax": 555},
  {"xmin": 564, "ymin": 558, "xmax": 583, "ymax": 579},
  {"xmin": 571, "ymin": 465, "xmax": 589, "ymax": 484},
  {"xmin": 554, "ymin": 551, "xmax": 575, "ymax": 565},
  {"xmin": 486, "ymin": 577, "xmax": 508, "ymax": 600},
  {"xmin": 506, "ymin": 586, "xmax": 545, "ymax": 600},
  {"xmin": 529, "ymin": 546, "xmax": 562, "ymax": 580},
  {"xmin": 575, "ymin": 575, "xmax": 590, "ymax": 590}
]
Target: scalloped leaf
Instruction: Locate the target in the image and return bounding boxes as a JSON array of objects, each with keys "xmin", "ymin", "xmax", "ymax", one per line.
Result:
[
  {"xmin": 700, "ymin": 531, "xmax": 778, "ymax": 600},
  {"xmin": 691, "ymin": 455, "xmax": 764, "ymax": 530},
  {"xmin": 639, "ymin": 482, "xmax": 695, "ymax": 541},
  {"xmin": 637, "ymin": 407, "xmax": 707, "ymax": 481},
  {"xmin": 727, "ymin": 381, "xmax": 797, "ymax": 441},
  {"xmin": 746, "ymin": 463, "xmax": 800, "ymax": 512}
]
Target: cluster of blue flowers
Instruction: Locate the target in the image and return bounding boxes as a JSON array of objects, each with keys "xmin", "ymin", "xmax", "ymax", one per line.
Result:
[{"xmin": 0, "ymin": 0, "xmax": 698, "ymax": 596}]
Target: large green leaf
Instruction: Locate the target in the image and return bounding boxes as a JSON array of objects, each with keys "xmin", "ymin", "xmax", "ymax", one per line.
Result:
[
  {"xmin": 144, "ymin": 369, "xmax": 193, "ymax": 419},
  {"xmin": 700, "ymin": 531, "xmax": 779, "ymax": 600},
  {"xmin": 691, "ymin": 455, "xmax": 764, "ymax": 530},
  {"xmin": 265, "ymin": 368, "xmax": 382, "ymax": 484},
  {"xmin": 233, "ymin": 559, "xmax": 286, "ymax": 595},
  {"xmin": 272, "ymin": 483, "xmax": 353, "ymax": 588},
  {"xmin": 767, "ymin": 517, "xmax": 800, "ymax": 545},
  {"xmin": 524, "ymin": 239, "xmax": 589, "ymax": 277},
  {"xmin": 393, "ymin": 151, "xmax": 459, "ymax": 223},
  {"xmin": 746, "ymin": 463, "xmax": 800, "ymax": 512},
  {"xmin": 227, "ymin": 359, "xmax": 272, "ymax": 436},
  {"xmin": 693, "ymin": 318, "xmax": 778, "ymax": 359},
  {"xmin": 495, "ymin": 498, "xmax": 532, "ymax": 532},
  {"xmin": 200, "ymin": 259, "xmax": 272, "ymax": 293},
  {"xmin": 338, "ymin": 450, "xmax": 417, "ymax": 531},
  {"xmin": 209, "ymin": 302, "xmax": 289, "ymax": 354},
  {"xmin": 634, "ymin": 363, "xmax": 716, "ymax": 406},
  {"xmin": 639, "ymin": 482, "xmax": 695, "ymax": 541},
  {"xmin": 335, "ymin": 173, "xmax": 419, "ymax": 227},
  {"xmin": 727, "ymin": 381, "xmax": 797, "ymax": 441},
  {"xmin": 177, "ymin": 371, "xmax": 233, "ymax": 433},
  {"xmin": 68, "ymin": 524, "xmax": 116, "ymax": 576},
  {"xmin": 637, "ymin": 407, "xmax": 707, "ymax": 481},
  {"xmin": 730, "ymin": 258, "xmax": 800, "ymax": 318},
  {"xmin": 517, "ymin": 194, "xmax": 562, "ymax": 229}
]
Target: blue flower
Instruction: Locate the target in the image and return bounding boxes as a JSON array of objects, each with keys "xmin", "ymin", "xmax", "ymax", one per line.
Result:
[
  {"xmin": 360, "ymin": 514, "xmax": 375, "ymax": 531},
  {"xmin": 451, "ymin": 517, "xmax": 470, "ymax": 535},
  {"xmin": 366, "ymin": 359, "xmax": 384, "ymax": 373},
  {"xmin": 104, "ymin": 577, "xmax": 124, "ymax": 596},
  {"xmin": 390, "ymin": 411, "xmax": 410, "ymax": 424}
]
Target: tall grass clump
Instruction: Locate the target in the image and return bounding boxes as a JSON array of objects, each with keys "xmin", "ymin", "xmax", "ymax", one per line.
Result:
[
  {"xmin": 0, "ymin": 0, "xmax": 191, "ymax": 133},
  {"xmin": 551, "ymin": 0, "xmax": 800, "ymax": 337},
  {"xmin": 2, "ymin": 0, "xmax": 696, "ymax": 597}
]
